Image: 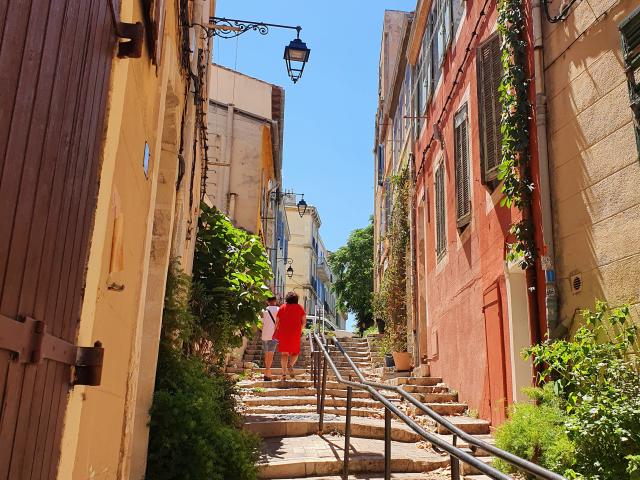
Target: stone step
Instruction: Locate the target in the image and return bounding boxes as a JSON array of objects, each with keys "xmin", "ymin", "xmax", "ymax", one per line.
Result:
[
  {"xmin": 258, "ymin": 434, "xmax": 450, "ymax": 478},
  {"xmin": 402, "ymin": 384, "xmax": 450, "ymax": 394},
  {"xmin": 226, "ymin": 367, "xmax": 307, "ymax": 376},
  {"xmin": 244, "ymin": 413, "xmax": 496, "ymax": 449},
  {"xmin": 410, "ymin": 402, "xmax": 468, "ymax": 416},
  {"xmin": 461, "ymin": 455, "xmax": 493, "ymax": 476},
  {"xmin": 244, "ymin": 415, "xmax": 424, "ymax": 442},
  {"xmin": 243, "ymin": 405, "xmax": 384, "ymax": 419},
  {"xmin": 242, "ymin": 395, "xmax": 387, "ymax": 409},
  {"xmin": 403, "ymin": 391, "xmax": 458, "ymax": 403},
  {"xmin": 387, "ymin": 376, "xmax": 444, "ymax": 387},
  {"xmin": 239, "ymin": 386, "xmax": 400, "ymax": 401},
  {"xmin": 435, "ymin": 416, "xmax": 491, "ymax": 435},
  {"xmin": 281, "ymin": 474, "xmax": 437, "ymax": 479}
]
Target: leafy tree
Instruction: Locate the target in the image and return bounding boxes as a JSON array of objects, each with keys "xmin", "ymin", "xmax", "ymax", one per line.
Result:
[
  {"xmin": 328, "ymin": 218, "xmax": 374, "ymax": 334},
  {"xmin": 191, "ymin": 203, "xmax": 273, "ymax": 362}
]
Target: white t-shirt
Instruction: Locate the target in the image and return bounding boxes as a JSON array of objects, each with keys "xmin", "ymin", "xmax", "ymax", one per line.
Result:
[{"xmin": 261, "ymin": 305, "xmax": 279, "ymax": 341}]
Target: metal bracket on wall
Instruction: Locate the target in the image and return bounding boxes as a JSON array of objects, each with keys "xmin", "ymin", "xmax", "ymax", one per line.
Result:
[
  {"xmin": 116, "ymin": 21, "xmax": 144, "ymax": 58},
  {"xmin": 0, "ymin": 314, "xmax": 104, "ymax": 386}
]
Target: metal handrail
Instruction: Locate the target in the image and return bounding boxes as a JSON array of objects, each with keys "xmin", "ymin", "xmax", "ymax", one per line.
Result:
[
  {"xmin": 308, "ymin": 332, "xmax": 566, "ymax": 480},
  {"xmin": 331, "ymin": 337, "xmax": 567, "ymax": 480}
]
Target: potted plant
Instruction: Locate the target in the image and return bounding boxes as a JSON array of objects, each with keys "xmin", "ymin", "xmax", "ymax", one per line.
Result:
[
  {"xmin": 377, "ymin": 333, "xmax": 394, "ymax": 367},
  {"xmin": 384, "ymin": 167, "xmax": 412, "ymax": 372}
]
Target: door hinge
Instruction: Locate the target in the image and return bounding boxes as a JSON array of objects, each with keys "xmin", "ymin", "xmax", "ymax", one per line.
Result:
[{"xmin": 0, "ymin": 314, "xmax": 104, "ymax": 386}]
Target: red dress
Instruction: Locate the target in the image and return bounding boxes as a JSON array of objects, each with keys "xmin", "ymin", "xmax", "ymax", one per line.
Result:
[{"xmin": 276, "ymin": 303, "xmax": 305, "ymax": 354}]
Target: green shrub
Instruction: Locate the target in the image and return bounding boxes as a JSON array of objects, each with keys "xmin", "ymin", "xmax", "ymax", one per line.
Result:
[
  {"xmin": 494, "ymin": 391, "xmax": 576, "ymax": 477},
  {"xmin": 146, "ymin": 345, "xmax": 260, "ymax": 480},
  {"xmin": 525, "ymin": 301, "xmax": 640, "ymax": 479}
]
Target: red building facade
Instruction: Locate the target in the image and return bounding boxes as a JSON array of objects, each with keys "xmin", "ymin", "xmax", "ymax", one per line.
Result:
[{"xmin": 406, "ymin": 0, "xmax": 546, "ymax": 425}]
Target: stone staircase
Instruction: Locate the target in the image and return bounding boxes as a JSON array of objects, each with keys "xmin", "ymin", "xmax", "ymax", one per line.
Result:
[
  {"xmin": 235, "ymin": 335, "xmax": 494, "ymax": 479},
  {"xmin": 226, "ymin": 333, "xmax": 310, "ymax": 377}
]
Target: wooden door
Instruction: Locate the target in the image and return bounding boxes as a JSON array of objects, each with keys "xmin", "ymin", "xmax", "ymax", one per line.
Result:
[
  {"xmin": 0, "ymin": 1, "xmax": 115, "ymax": 478},
  {"xmin": 483, "ymin": 282, "xmax": 508, "ymax": 426}
]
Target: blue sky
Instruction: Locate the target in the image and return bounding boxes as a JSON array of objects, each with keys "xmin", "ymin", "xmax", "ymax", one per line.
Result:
[{"xmin": 214, "ymin": 1, "xmax": 414, "ymax": 252}]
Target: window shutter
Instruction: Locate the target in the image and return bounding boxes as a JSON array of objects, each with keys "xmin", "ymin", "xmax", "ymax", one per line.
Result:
[
  {"xmin": 620, "ymin": 6, "xmax": 640, "ymax": 152},
  {"xmin": 435, "ymin": 165, "xmax": 446, "ymax": 258},
  {"xmin": 142, "ymin": 0, "xmax": 166, "ymax": 65},
  {"xmin": 454, "ymin": 105, "xmax": 471, "ymax": 227},
  {"xmin": 377, "ymin": 145, "xmax": 385, "ymax": 186},
  {"xmin": 477, "ymin": 33, "xmax": 502, "ymax": 182}
]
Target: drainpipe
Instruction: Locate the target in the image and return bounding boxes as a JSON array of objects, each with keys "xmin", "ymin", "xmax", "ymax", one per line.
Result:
[
  {"xmin": 532, "ymin": 0, "xmax": 560, "ymax": 338},
  {"xmin": 224, "ymin": 104, "xmax": 235, "ymax": 216}
]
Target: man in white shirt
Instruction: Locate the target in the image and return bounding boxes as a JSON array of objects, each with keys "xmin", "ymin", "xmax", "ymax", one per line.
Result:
[{"xmin": 261, "ymin": 296, "xmax": 279, "ymax": 381}]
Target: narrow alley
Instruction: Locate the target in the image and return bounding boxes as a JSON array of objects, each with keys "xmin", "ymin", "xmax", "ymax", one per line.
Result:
[{"xmin": 1, "ymin": 0, "xmax": 638, "ymax": 479}]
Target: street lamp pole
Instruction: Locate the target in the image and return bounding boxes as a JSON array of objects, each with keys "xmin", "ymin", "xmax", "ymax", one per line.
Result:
[{"xmin": 204, "ymin": 17, "xmax": 311, "ymax": 83}]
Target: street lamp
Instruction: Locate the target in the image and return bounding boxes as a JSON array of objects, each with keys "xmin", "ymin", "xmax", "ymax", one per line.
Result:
[
  {"xmin": 269, "ymin": 188, "xmax": 308, "ymax": 217},
  {"xmin": 284, "ymin": 30, "xmax": 310, "ymax": 84},
  {"xmin": 287, "ymin": 264, "xmax": 294, "ymax": 278},
  {"xmin": 207, "ymin": 17, "xmax": 311, "ymax": 84},
  {"xmin": 296, "ymin": 195, "xmax": 308, "ymax": 218}
]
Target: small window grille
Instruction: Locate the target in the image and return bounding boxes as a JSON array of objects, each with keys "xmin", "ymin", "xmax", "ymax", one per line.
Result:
[{"xmin": 620, "ymin": 6, "xmax": 640, "ymax": 153}]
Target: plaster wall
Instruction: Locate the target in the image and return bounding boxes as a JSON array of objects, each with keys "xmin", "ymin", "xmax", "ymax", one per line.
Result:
[
  {"xmin": 543, "ymin": 0, "xmax": 640, "ymax": 328},
  {"xmin": 285, "ymin": 205, "xmax": 315, "ymax": 310},
  {"xmin": 209, "ymin": 64, "xmax": 272, "ymax": 118}
]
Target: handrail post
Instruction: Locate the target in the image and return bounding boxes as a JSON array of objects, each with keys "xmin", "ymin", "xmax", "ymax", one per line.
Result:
[
  {"xmin": 451, "ymin": 434, "xmax": 460, "ymax": 480},
  {"xmin": 315, "ymin": 351, "xmax": 321, "ymax": 412},
  {"xmin": 343, "ymin": 377, "xmax": 352, "ymax": 478},
  {"xmin": 318, "ymin": 349, "xmax": 328, "ymax": 432},
  {"xmin": 384, "ymin": 407, "xmax": 391, "ymax": 480},
  {"xmin": 311, "ymin": 342, "xmax": 316, "ymax": 388}
]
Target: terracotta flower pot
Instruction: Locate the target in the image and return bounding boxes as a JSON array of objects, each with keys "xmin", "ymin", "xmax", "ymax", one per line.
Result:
[{"xmin": 392, "ymin": 351, "xmax": 412, "ymax": 372}]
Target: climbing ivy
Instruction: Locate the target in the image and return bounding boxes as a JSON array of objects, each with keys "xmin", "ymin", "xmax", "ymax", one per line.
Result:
[
  {"xmin": 497, "ymin": 0, "xmax": 537, "ymax": 269},
  {"xmin": 375, "ymin": 166, "xmax": 411, "ymax": 352}
]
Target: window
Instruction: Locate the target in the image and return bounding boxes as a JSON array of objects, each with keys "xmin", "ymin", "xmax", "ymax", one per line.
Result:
[
  {"xmin": 477, "ymin": 33, "xmax": 503, "ymax": 182},
  {"xmin": 453, "ymin": 0, "xmax": 465, "ymax": 37},
  {"xmin": 620, "ymin": 6, "xmax": 640, "ymax": 152},
  {"xmin": 435, "ymin": 163, "xmax": 447, "ymax": 259},
  {"xmin": 454, "ymin": 104, "xmax": 471, "ymax": 227},
  {"xmin": 377, "ymin": 144, "xmax": 385, "ymax": 186}
]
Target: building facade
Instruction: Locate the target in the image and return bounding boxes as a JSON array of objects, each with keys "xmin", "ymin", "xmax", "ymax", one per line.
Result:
[
  {"xmin": 374, "ymin": 0, "xmax": 551, "ymax": 426},
  {"xmin": 206, "ymin": 64, "xmax": 289, "ymax": 296},
  {"xmin": 0, "ymin": 0, "xmax": 214, "ymax": 479},
  {"xmin": 284, "ymin": 197, "xmax": 346, "ymax": 330},
  {"xmin": 542, "ymin": 0, "xmax": 640, "ymax": 334}
]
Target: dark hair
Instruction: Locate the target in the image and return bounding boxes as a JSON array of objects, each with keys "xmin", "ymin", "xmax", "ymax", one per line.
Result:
[
  {"xmin": 267, "ymin": 296, "xmax": 277, "ymax": 302},
  {"xmin": 285, "ymin": 291, "xmax": 299, "ymax": 304}
]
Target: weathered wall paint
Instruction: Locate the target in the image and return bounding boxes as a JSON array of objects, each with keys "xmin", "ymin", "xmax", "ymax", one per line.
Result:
[{"xmin": 543, "ymin": 0, "xmax": 640, "ymax": 330}]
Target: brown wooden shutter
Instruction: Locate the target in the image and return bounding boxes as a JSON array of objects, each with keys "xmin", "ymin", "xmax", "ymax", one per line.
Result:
[
  {"xmin": 477, "ymin": 33, "xmax": 502, "ymax": 182},
  {"xmin": 455, "ymin": 105, "xmax": 471, "ymax": 227},
  {"xmin": 435, "ymin": 165, "xmax": 446, "ymax": 258},
  {"xmin": 142, "ymin": 0, "xmax": 166, "ymax": 65},
  {"xmin": 620, "ymin": 6, "xmax": 640, "ymax": 151}
]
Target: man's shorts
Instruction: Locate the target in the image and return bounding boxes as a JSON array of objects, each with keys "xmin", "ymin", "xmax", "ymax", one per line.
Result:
[{"xmin": 262, "ymin": 339, "xmax": 278, "ymax": 352}]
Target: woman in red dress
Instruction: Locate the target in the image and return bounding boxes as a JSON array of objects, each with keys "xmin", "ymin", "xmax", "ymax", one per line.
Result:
[{"xmin": 274, "ymin": 291, "xmax": 306, "ymax": 381}]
